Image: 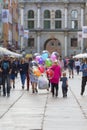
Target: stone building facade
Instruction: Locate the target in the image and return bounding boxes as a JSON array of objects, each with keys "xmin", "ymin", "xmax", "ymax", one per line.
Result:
[{"xmin": 19, "ymin": 0, "xmax": 87, "ymax": 57}]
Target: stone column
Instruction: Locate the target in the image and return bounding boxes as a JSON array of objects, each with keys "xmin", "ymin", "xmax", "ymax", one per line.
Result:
[
  {"xmin": 65, "ymin": 4, "xmax": 68, "ymax": 28},
  {"xmin": 81, "ymin": 5, "xmax": 84, "ymax": 28},
  {"xmin": 37, "ymin": 32, "xmax": 40, "ymax": 53},
  {"xmin": 64, "ymin": 32, "xmax": 68, "ymax": 56},
  {"xmin": 37, "ymin": 4, "xmax": 41, "ymax": 28}
]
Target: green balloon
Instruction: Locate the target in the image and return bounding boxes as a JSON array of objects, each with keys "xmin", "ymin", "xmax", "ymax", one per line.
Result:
[{"xmin": 45, "ymin": 58, "xmax": 52, "ymax": 67}]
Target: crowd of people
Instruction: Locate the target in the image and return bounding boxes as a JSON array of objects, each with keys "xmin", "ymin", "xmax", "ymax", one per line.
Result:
[{"xmin": 0, "ymin": 51, "xmax": 87, "ymax": 98}]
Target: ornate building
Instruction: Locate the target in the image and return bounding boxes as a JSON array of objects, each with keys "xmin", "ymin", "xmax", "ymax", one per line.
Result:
[{"xmin": 19, "ymin": 0, "xmax": 87, "ymax": 57}]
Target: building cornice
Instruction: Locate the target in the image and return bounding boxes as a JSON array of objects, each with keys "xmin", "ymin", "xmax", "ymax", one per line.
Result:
[
  {"xmin": 19, "ymin": 0, "xmax": 86, "ymax": 4},
  {"xmin": 28, "ymin": 28, "xmax": 82, "ymax": 33}
]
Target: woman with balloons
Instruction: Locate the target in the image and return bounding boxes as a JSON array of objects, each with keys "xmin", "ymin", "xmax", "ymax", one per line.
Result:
[{"xmin": 29, "ymin": 57, "xmax": 39, "ymax": 93}]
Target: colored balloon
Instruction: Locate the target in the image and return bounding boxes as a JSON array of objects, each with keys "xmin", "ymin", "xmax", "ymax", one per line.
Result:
[
  {"xmin": 50, "ymin": 54, "xmax": 57, "ymax": 62},
  {"xmin": 30, "ymin": 60, "xmax": 38, "ymax": 68},
  {"xmin": 46, "ymin": 68, "xmax": 54, "ymax": 79},
  {"xmin": 38, "ymin": 65, "xmax": 45, "ymax": 73},
  {"xmin": 52, "ymin": 52, "xmax": 59, "ymax": 59},
  {"xmin": 33, "ymin": 67, "xmax": 41, "ymax": 77},
  {"xmin": 38, "ymin": 57, "xmax": 44, "ymax": 65},
  {"xmin": 45, "ymin": 58, "xmax": 52, "ymax": 67},
  {"xmin": 33, "ymin": 53, "xmax": 40, "ymax": 59},
  {"xmin": 41, "ymin": 50, "xmax": 49, "ymax": 60}
]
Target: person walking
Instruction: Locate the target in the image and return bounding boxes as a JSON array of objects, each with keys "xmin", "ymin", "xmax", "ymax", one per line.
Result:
[
  {"xmin": 25, "ymin": 57, "xmax": 30, "ymax": 91},
  {"xmin": 0, "ymin": 55, "xmax": 11, "ymax": 97},
  {"xmin": 60, "ymin": 72, "xmax": 68, "ymax": 97},
  {"xmin": 50, "ymin": 60, "xmax": 61, "ymax": 97},
  {"xmin": 19, "ymin": 58, "xmax": 28, "ymax": 89},
  {"xmin": 80, "ymin": 59, "xmax": 87, "ymax": 95},
  {"xmin": 10, "ymin": 57, "xmax": 18, "ymax": 89},
  {"xmin": 75, "ymin": 59, "xmax": 81, "ymax": 75},
  {"xmin": 29, "ymin": 57, "xmax": 38, "ymax": 93},
  {"xmin": 68, "ymin": 55, "xmax": 75, "ymax": 78}
]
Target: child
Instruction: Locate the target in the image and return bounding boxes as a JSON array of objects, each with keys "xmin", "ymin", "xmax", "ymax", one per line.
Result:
[{"xmin": 60, "ymin": 72, "xmax": 68, "ymax": 97}]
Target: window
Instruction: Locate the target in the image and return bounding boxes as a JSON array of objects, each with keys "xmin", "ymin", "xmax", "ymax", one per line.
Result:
[
  {"xmin": 28, "ymin": 38, "xmax": 34, "ymax": 47},
  {"xmin": 44, "ymin": 10, "xmax": 50, "ymax": 18},
  {"xmin": 71, "ymin": 10, "xmax": 78, "ymax": 29},
  {"xmin": 55, "ymin": 21, "xmax": 61, "ymax": 29},
  {"xmin": 55, "ymin": 10, "xmax": 61, "ymax": 18},
  {"xmin": 28, "ymin": 21, "xmax": 34, "ymax": 29},
  {"xmin": 28, "ymin": 10, "xmax": 34, "ymax": 18},
  {"xmin": 71, "ymin": 10, "xmax": 78, "ymax": 19},
  {"xmin": 71, "ymin": 38, "xmax": 77, "ymax": 47},
  {"xmin": 44, "ymin": 20, "xmax": 50, "ymax": 29},
  {"xmin": 71, "ymin": 20, "xmax": 78, "ymax": 29},
  {"xmin": 44, "ymin": 10, "xmax": 51, "ymax": 29},
  {"xmin": 27, "ymin": 10, "xmax": 34, "ymax": 29},
  {"xmin": 55, "ymin": 10, "xmax": 62, "ymax": 29}
]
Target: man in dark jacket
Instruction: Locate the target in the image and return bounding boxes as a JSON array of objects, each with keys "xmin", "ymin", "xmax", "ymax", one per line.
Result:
[{"xmin": 0, "ymin": 55, "xmax": 11, "ymax": 97}]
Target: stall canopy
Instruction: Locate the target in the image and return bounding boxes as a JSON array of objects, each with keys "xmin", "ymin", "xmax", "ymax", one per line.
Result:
[
  {"xmin": 73, "ymin": 53, "xmax": 87, "ymax": 59},
  {"xmin": 0, "ymin": 47, "xmax": 22, "ymax": 57}
]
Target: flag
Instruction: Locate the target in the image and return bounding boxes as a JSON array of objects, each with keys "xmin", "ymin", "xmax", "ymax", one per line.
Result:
[
  {"xmin": 82, "ymin": 26, "xmax": 87, "ymax": 38},
  {"xmin": 19, "ymin": 25, "xmax": 24, "ymax": 36},
  {"xmin": 2, "ymin": 9, "xmax": 9, "ymax": 23},
  {"xmin": 24, "ymin": 30, "xmax": 29, "ymax": 39}
]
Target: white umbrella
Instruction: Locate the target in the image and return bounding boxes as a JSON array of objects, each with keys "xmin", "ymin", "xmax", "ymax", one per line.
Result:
[
  {"xmin": 0, "ymin": 47, "xmax": 22, "ymax": 57},
  {"xmin": 73, "ymin": 53, "xmax": 87, "ymax": 59}
]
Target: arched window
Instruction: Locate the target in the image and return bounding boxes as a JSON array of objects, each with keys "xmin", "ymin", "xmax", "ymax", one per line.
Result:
[
  {"xmin": 44, "ymin": 10, "xmax": 51, "ymax": 29},
  {"xmin": 44, "ymin": 10, "xmax": 50, "ymax": 18},
  {"xmin": 28, "ymin": 10, "xmax": 34, "ymax": 18},
  {"xmin": 55, "ymin": 10, "xmax": 62, "ymax": 29},
  {"xmin": 71, "ymin": 10, "xmax": 78, "ymax": 19},
  {"xmin": 55, "ymin": 10, "xmax": 61, "ymax": 18},
  {"xmin": 27, "ymin": 10, "xmax": 34, "ymax": 29},
  {"xmin": 71, "ymin": 10, "xmax": 78, "ymax": 29}
]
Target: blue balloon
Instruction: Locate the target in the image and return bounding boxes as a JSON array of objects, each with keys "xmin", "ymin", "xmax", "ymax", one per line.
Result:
[{"xmin": 41, "ymin": 53, "xmax": 49, "ymax": 60}]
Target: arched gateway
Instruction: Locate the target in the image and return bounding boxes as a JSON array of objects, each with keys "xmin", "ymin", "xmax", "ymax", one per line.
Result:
[{"xmin": 44, "ymin": 38, "xmax": 61, "ymax": 55}]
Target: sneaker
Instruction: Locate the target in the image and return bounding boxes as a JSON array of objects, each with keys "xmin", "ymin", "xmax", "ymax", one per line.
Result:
[
  {"xmin": 13, "ymin": 85, "xmax": 15, "ymax": 89},
  {"xmin": 35, "ymin": 88, "xmax": 38, "ymax": 93},
  {"xmin": 81, "ymin": 92, "xmax": 83, "ymax": 96},
  {"xmin": 7, "ymin": 93, "xmax": 10, "ymax": 97},
  {"xmin": 3, "ymin": 94, "xmax": 6, "ymax": 97},
  {"xmin": 32, "ymin": 90, "xmax": 35, "ymax": 93},
  {"xmin": 22, "ymin": 86, "xmax": 24, "ymax": 89},
  {"xmin": 27, "ymin": 88, "xmax": 29, "ymax": 91}
]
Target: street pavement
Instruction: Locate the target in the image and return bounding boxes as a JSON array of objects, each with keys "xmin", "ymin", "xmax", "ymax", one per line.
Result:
[{"xmin": 0, "ymin": 71, "xmax": 87, "ymax": 130}]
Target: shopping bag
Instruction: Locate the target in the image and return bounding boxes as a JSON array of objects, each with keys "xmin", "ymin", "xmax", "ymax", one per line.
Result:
[{"xmin": 38, "ymin": 74, "xmax": 49, "ymax": 89}]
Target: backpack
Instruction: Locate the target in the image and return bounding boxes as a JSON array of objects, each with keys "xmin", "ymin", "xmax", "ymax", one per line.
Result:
[{"xmin": 2, "ymin": 61, "xmax": 9, "ymax": 70}]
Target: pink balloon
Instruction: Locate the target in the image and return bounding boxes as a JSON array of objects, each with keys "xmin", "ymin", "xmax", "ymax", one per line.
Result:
[
  {"xmin": 50, "ymin": 54, "xmax": 57, "ymax": 62},
  {"xmin": 35, "ymin": 55, "xmax": 41, "ymax": 62}
]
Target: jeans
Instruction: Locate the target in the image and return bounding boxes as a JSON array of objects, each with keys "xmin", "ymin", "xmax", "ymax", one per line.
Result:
[
  {"xmin": 2, "ymin": 74, "xmax": 10, "ymax": 95},
  {"xmin": 20, "ymin": 74, "xmax": 26, "ymax": 87}
]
